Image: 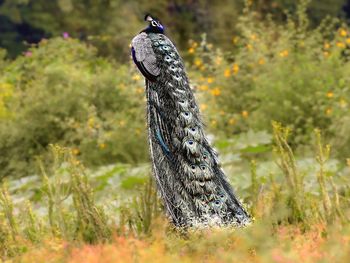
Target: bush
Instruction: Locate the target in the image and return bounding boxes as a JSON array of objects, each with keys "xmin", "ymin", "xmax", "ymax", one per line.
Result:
[
  {"xmin": 189, "ymin": 1, "xmax": 350, "ymax": 157},
  {"xmin": 0, "ymin": 37, "xmax": 148, "ymax": 179}
]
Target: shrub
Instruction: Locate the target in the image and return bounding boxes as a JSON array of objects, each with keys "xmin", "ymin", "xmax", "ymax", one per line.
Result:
[{"xmin": 0, "ymin": 37, "xmax": 148, "ymax": 179}]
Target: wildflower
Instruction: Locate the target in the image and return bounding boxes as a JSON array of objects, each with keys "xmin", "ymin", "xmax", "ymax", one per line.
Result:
[
  {"xmin": 258, "ymin": 58, "xmax": 265, "ymax": 65},
  {"xmin": 210, "ymin": 87, "xmax": 221, "ymax": 96},
  {"xmin": 346, "ymin": 38, "xmax": 350, "ymax": 44},
  {"xmin": 132, "ymin": 74, "xmax": 141, "ymax": 81},
  {"xmin": 200, "ymin": 104, "xmax": 208, "ymax": 111},
  {"xmin": 232, "ymin": 64, "xmax": 239, "ymax": 74},
  {"xmin": 136, "ymin": 88, "xmax": 143, "ymax": 94},
  {"xmin": 279, "ymin": 50, "xmax": 289, "ymax": 57},
  {"xmin": 199, "ymin": 85, "xmax": 209, "ymax": 91},
  {"xmin": 24, "ymin": 51, "xmax": 32, "ymax": 57},
  {"xmin": 250, "ymin": 34, "xmax": 257, "ymax": 41},
  {"xmin": 325, "ymin": 108, "xmax": 332, "ymax": 115},
  {"xmin": 199, "ymin": 65, "xmax": 205, "ymax": 71},
  {"xmin": 323, "ymin": 51, "xmax": 329, "ymax": 57},
  {"xmin": 339, "ymin": 99, "xmax": 347, "ymax": 108},
  {"xmin": 119, "ymin": 120, "xmax": 126, "ymax": 127},
  {"xmin": 336, "ymin": 42, "xmax": 345, "ymax": 48},
  {"xmin": 229, "ymin": 118, "xmax": 236, "ymax": 125},
  {"xmin": 211, "ymin": 120, "xmax": 217, "ymax": 126},
  {"xmin": 324, "ymin": 42, "xmax": 330, "ymax": 49},
  {"xmin": 207, "ymin": 77, "xmax": 214, "ymax": 84},
  {"xmin": 188, "ymin": 47, "xmax": 195, "ymax": 54},
  {"xmin": 224, "ymin": 68, "xmax": 231, "ymax": 78},
  {"xmin": 72, "ymin": 148, "xmax": 80, "ymax": 155},
  {"xmin": 194, "ymin": 58, "xmax": 202, "ymax": 67},
  {"xmin": 99, "ymin": 143, "xmax": 106, "ymax": 149},
  {"xmin": 215, "ymin": 56, "xmax": 222, "ymax": 66},
  {"xmin": 339, "ymin": 28, "xmax": 347, "ymax": 37},
  {"xmin": 232, "ymin": 36, "xmax": 239, "ymax": 44},
  {"xmin": 246, "ymin": 44, "xmax": 253, "ymax": 51},
  {"xmin": 242, "ymin": 110, "xmax": 249, "ymax": 118},
  {"xmin": 326, "ymin": 91, "xmax": 334, "ymax": 98},
  {"xmin": 63, "ymin": 32, "xmax": 70, "ymax": 39}
]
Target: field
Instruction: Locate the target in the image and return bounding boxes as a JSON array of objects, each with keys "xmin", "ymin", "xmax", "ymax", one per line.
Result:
[{"xmin": 1, "ymin": 1, "xmax": 350, "ymax": 262}]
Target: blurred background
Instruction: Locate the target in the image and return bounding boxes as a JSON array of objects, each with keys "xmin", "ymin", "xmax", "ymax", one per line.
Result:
[{"xmin": 1, "ymin": 0, "xmax": 350, "ymax": 181}]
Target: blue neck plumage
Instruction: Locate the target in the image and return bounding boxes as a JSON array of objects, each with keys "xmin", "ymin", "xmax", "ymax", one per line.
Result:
[{"xmin": 143, "ymin": 25, "xmax": 165, "ymax": 34}]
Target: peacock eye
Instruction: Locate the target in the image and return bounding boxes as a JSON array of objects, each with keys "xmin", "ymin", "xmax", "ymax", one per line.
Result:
[
  {"xmin": 191, "ymin": 127, "xmax": 196, "ymax": 132},
  {"xmin": 215, "ymin": 200, "xmax": 221, "ymax": 205},
  {"xmin": 203, "ymin": 155, "xmax": 207, "ymax": 160},
  {"xmin": 184, "ymin": 112, "xmax": 189, "ymax": 116},
  {"xmin": 191, "ymin": 165, "xmax": 196, "ymax": 170},
  {"xmin": 188, "ymin": 140, "xmax": 193, "ymax": 145},
  {"xmin": 180, "ymin": 100, "xmax": 185, "ymax": 103},
  {"xmin": 151, "ymin": 21, "xmax": 157, "ymax": 27},
  {"xmin": 200, "ymin": 165, "xmax": 206, "ymax": 170}
]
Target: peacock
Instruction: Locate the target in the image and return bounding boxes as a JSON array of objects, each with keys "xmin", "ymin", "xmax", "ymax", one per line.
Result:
[{"xmin": 131, "ymin": 14, "xmax": 250, "ymax": 228}]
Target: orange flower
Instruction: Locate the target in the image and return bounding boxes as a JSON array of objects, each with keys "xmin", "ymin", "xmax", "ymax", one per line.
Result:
[
  {"xmin": 339, "ymin": 28, "xmax": 347, "ymax": 37},
  {"xmin": 188, "ymin": 47, "xmax": 195, "ymax": 54},
  {"xmin": 224, "ymin": 68, "xmax": 231, "ymax": 78},
  {"xmin": 207, "ymin": 77, "xmax": 214, "ymax": 84},
  {"xmin": 228, "ymin": 118, "xmax": 236, "ymax": 125},
  {"xmin": 326, "ymin": 91, "xmax": 334, "ymax": 98},
  {"xmin": 210, "ymin": 87, "xmax": 221, "ymax": 96},
  {"xmin": 258, "ymin": 58, "xmax": 265, "ymax": 65},
  {"xmin": 232, "ymin": 64, "xmax": 240, "ymax": 74},
  {"xmin": 242, "ymin": 110, "xmax": 249, "ymax": 118},
  {"xmin": 279, "ymin": 50, "xmax": 289, "ymax": 57},
  {"xmin": 336, "ymin": 42, "xmax": 345, "ymax": 48}
]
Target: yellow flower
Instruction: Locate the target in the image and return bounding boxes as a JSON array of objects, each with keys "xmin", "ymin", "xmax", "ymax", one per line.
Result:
[
  {"xmin": 258, "ymin": 58, "xmax": 265, "ymax": 65},
  {"xmin": 339, "ymin": 99, "xmax": 347, "ymax": 108},
  {"xmin": 326, "ymin": 91, "xmax": 334, "ymax": 98},
  {"xmin": 211, "ymin": 120, "xmax": 217, "ymax": 126},
  {"xmin": 323, "ymin": 51, "xmax": 330, "ymax": 57},
  {"xmin": 188, "ymin": 47, "xmax": 195, "ymax": 54},
  {"xmin": 347, "ymin": 38, "xmax": 350, "ymax": 44},
  {"xmin": 72, "ymin": 148, "xmax": 80, "ymax": 155},
  {"xmin": 224, "ymin": 68, "xmax": 231, "ymax": 78},
  {"xmin": 246, "ymin": 44, "xmax": 253, "ymax": 51},
  {"xmin": 279, "ymin": 50, "xmax": 289, "ymax": 57},
  {"xmin": 199, "ymin": 65, "xmax": 205, "ymax": 71},
  {"xmin": 119, "ymin": 120, "xmax": 126, "ymax": 127},
  {"xmin": 194, "ymin": 58, "xmax": 202, "ymax": 67},
  {"xmin": 210, "ymin": 87, "xmax": 221, "ymax": 96},
  {"xmin": 99, "ymin": 143, "xmax": 106, "ymax": 149},
  {"xmin": 136, "ymin": 88, "xmax": 143, "ymax": 94},
  {"xmin": 207, "ymin": 77, "xmax": 214, "ymax": 84},
  {"xmin": 325, "ymin": 108, "xmax": 332, "ymax": 115},
  {"xmin": 199, "ymin": 85, "xmax": 209, "ymax": 91},
  {"xmin": 324, "ymin": 42, "xmax": 330, "ymax": 49},
  {"xmin": 132, "ymin": 74, "xmax": 141, "ymax": 81},
  {"xmin": 228, "ymin": 118, "xmax": 236, "ymax": 125},
  {"xmin": 215, "ymin": 56, "xmax": 222, "ymax": 66},
  {"xmin": 200, "ymin": 104, "xmax": 208, "ymax": 111},
  {"xmin": 232, "ymin": 36, "xmax": 239, "ymax": 44},
  {"xmin": 336, "ymin": 42, "xmax": 345, "ymax": 48},
  {"xmin": 232, "ymin": 64, "xmax": 239, "ymax": 74},
  {"xmin": 242, "ymin": 110, "xmax": 249, "ymax": 118},
  {"xmin": 250, "ymin": 34, "xmax": 257, "ymax": 41},
  {"xmin": 339, "ymin": 28, "xmax": 347, "ymax": 37},
  {"xmin": 88, "ymin": 117, "xmax": 95, "ymax": 128}
]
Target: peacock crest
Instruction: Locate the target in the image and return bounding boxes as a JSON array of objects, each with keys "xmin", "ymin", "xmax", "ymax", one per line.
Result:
[{"xmin": 131, "ymin": 14, "xmax": 250, "ymax": 228}]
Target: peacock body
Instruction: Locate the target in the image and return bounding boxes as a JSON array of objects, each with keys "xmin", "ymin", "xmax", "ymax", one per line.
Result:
[{"xmin": 131, "ymin": 15, "xmax": 250, "ymax": 227}]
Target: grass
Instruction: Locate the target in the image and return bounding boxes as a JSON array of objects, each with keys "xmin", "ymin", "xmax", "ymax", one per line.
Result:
[{"xmin": 1, "ymin": 123, "xmax": 350, "ymax": 262}]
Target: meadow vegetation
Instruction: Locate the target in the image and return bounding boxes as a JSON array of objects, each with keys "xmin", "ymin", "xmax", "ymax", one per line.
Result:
[{"xmin": 1, "ymin": 1, "xmax": 350, "ymax": 262}]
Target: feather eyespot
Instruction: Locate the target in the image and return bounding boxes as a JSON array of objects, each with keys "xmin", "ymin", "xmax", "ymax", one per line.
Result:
[
  {"xmin": 200, "ymin": 165, "xmax": 206, "ymax": 170},
  {"xmin": 191, "ymin": 165, "xmax": 196, "ymax": 170},
  {"xmin": 184, "ymin": 112, "xmax": 189, "ymax": 116},
  {"xmin": 188, "ymin": 140, "xmax": 194, "ymax": 145},
  {"xmin": 191, "ymin": 127, "xmax": 196, "ymax": 132},
  {"xmin": 180, "ymin": 100, "xmax": 185, "ymax": 103},
  {"xmin": 214, "ymin": 200, "xmax": 221, "ymax": 205}
]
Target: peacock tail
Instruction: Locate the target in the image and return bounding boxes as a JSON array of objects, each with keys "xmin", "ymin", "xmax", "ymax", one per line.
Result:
[{"xmin": 131, "ymin": 15, "xmax": 250, "ymax": 227}]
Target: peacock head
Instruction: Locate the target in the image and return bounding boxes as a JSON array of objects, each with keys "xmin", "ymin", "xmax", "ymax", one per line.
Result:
[{"xmin": 144, "ymin": 14, "xmax": 165, "ymax": 34}]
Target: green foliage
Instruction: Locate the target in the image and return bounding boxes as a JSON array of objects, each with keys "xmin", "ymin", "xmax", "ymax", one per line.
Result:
[
  {"xmin": 191, "ymin": 1, "xmax": 350, "ymax": 156},
  {"xmin": 0, "ymin": 37, "xmax": 148, "ymax": 179}
]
